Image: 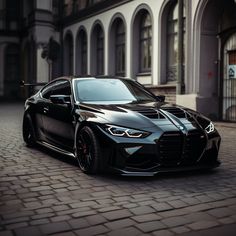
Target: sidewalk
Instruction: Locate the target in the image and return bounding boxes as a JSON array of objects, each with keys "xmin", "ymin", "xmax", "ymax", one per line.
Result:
[
  {"xmin": 0, "ymin": 103, "xmax": 236, "ymax": 236},
  {"xmin": 215, "ymin": 122, "xmax": 236, "ymax": 129}
]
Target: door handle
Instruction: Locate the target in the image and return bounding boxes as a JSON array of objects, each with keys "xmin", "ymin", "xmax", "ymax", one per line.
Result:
[{"xmin": 43, "ymin": 107, "xmax": 49, "ymax": 114}]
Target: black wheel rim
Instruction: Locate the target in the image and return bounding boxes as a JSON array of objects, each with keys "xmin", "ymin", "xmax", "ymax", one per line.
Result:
[{"xmin": 77, "ymin": 130, "xmax": 93, "ymax": 171}]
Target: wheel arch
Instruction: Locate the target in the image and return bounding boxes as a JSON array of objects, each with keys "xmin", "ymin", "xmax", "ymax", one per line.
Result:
[{"xmin": 74, "ymin": 121, "xmax": 97, "ymax": 150}]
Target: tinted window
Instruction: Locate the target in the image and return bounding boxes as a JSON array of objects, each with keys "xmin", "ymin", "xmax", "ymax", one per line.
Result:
[
  {"xmin": 74, "ymin": 79, "xmax": 155, "ymax": 103},
  {"xmin": 41, "ymin": 82, "xmax": 57, "ymax": 99},
  {"xmin": 41, "ymin": 80, "xmax": 71, "ymax": 99},
  {"xmin": 52, "ymin": 80, "xmax": 71, "ymax": 96}
]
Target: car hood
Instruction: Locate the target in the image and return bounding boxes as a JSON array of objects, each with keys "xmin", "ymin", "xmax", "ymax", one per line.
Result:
[{"xmin": 76, "ymin": 101, "xmax": 209, "ymax": 132}]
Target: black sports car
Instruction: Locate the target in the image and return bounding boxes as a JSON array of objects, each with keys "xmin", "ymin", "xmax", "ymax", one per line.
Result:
[{"xmin": 22, "ymin": 77, "xmax": 221, "ymax": 176}]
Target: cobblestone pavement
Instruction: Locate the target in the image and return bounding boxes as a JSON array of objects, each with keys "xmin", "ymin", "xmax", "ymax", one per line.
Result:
[{"xmin": 0, "ymin": 103, "xmax": 236, "ymax": 236}]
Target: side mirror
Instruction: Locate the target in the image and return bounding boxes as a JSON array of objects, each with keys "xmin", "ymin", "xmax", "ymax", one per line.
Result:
[
  {"xmin": 20, "ymin": 80, "xmax": 25, "ymax": 86},
  {"xmin": 156, "ymin": 95, "xmax": 165, "ymax": 102},
  {"xmin": 50, "ymin": 95, "xmax": 71, "ymax": 105}
]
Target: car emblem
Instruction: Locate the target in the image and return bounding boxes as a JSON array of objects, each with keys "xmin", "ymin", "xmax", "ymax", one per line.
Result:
[{"xmin": 178, "ymin": 126, "xmax": 184, "ymax": 130}]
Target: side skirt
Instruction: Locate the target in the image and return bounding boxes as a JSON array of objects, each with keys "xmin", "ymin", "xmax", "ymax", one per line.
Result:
[{"xmin": 37, "ymin": 141, "xmax": 75, "ymax": 158}]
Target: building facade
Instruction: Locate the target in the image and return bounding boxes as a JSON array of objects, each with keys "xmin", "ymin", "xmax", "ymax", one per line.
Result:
[{"xmin": 1, "ymin": 0, "xmax": 236, "ymax": 122}]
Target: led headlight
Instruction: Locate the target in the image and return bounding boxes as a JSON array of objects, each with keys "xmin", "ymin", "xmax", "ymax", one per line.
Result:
[
  {"xmin": 105, "ymin": 125, "xmax": 150, "ymax": 138},
  {"xmin": 205, "ymin": 122, "xmax": 215, "ymax": 134}
]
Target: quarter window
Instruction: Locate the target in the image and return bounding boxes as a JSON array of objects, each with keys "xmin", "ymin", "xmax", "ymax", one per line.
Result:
[
  {"xmin": 52, "ymin": 80, "xmax": 71, "ymax": 96},
  {"xmin": 41, "ymin": 80, "xmax": 71, "ymax": 99}
]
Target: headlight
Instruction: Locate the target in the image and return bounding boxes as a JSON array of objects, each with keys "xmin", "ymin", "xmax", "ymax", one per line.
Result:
[
  {"xmin": 104, "ymin": 125, "xmax": 150, "ymax": 138},
  {"xmin": 205, "ymin": 122, "xmax": 215, "ymax": 134}
]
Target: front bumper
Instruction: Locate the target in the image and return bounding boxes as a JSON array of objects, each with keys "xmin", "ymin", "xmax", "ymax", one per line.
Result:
[{"xmin": 96, "ymin": 126, "xmax": 221, "ymax": 176}]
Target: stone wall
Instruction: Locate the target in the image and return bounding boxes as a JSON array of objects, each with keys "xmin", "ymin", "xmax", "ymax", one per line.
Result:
[{"xmin": 147, "ymin": 85, "xmax": 176, "ymax": 104}]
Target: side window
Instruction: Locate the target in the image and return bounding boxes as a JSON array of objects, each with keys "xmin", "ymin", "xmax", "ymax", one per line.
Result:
[
  {"xmin": 41, "ymin": 82, "xmax": 56, "ymax": 99},
  {"xmin": 51, "ymin": 80, "xmax": 71, "ymax": 96},
  {"xmin": 41, "ymin": 80, "xmax": 71, "ymax": 99}
]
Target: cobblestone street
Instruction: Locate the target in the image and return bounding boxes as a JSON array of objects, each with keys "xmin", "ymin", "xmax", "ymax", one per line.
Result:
[{"xmin": 0, "ymin": 103, "xmax": 236, "ymax": 236}]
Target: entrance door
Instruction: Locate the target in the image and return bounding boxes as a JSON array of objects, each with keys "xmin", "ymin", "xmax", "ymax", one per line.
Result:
[{"xmin": 222, "ymin": 32, "xmax": 236, "ymax": 121}]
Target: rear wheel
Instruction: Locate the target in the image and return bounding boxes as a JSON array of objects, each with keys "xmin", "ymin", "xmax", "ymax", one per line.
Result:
[
  {"xmin": 75, "ymin": 126, "xmax": 101, "ymax": 174},
  {"xmin": 23, "ymin": 115, "xmax": 36, "ymax": 147}
]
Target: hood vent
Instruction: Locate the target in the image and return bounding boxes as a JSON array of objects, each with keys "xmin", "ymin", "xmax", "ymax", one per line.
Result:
[
  {"xmin": 161, "ymin": 107, "xmax": 187, "ymax": 118},
  {"xmin": 133, "ymin": 108, "xmax": 166, "ymax": 119}
]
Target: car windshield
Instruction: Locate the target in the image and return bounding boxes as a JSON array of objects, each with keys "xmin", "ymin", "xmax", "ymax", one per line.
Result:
[{"xmin": 73, "ymin": 78, "xmax": 156, "ymax": 103}]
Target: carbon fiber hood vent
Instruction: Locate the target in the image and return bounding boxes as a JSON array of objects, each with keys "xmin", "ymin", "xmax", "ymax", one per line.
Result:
[
  {"xmin": 132, "ymin": 108, "xmax": 166, "ymax": 119},
  {"xmin": 161, "ymin": 107, "xmax": 189, "ymax": 119}
]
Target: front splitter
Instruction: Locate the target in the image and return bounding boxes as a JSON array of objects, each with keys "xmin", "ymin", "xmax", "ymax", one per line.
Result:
[{"xmin": 111, "ymin": 161, "xmax": 221, "ymax": 176}]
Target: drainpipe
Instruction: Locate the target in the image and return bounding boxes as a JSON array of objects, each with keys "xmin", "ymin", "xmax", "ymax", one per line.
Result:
[
  {"xmin": 58, "ymin": 0, "xmax": 64, "ymax": 76},
  {"xmin": 176, "ymin": 0, "xmax": 184, "ymax": 94}
]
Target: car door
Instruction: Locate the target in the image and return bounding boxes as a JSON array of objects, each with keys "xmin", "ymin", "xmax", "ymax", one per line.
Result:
[
  {"xmin": 38, "ymin": 81, "xmax": 57, "ymax": 141},
  {"xmin": 42, "ymin": 79, "xmax": 74, "ymax": 151}
]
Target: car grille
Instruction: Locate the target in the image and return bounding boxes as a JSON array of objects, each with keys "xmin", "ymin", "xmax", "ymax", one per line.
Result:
[
  {"xmin": 182, "ymin": 129, "xmax": 207, "ymax": 165},
  {"xmin": 158, "ymin": 132, "xmax": 183, "ymax": 166},
  {"xmin": 158, "ymin": 130, "xmax": 207, "ymax": 166}
]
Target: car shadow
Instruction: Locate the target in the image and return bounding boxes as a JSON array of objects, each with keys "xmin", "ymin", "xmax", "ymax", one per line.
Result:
[{"xmin": 32, "ymin": 143, "xmax": 221, "ymax": 183}]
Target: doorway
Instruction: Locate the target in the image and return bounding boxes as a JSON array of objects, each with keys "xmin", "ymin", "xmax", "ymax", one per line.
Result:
[
  {"xmin": 4, "ymin": 44, "xmax": 20, "ymax": 99},
  {"xmin": 222, "ymin": 32, "xmax": 236, "ymax": 121}
]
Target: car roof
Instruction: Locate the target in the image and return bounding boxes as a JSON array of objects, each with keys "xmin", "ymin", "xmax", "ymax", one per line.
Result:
[
  {"xmin": 55, "ymin": 75, "xmax": 134, "ymax": 82},
  {"xmin": 40, "ymin": 76, "xmax": 135, "ymax": 92}
]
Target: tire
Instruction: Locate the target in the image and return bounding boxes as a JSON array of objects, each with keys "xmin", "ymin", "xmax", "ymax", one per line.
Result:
[
  {"xmin": 22, "ymin": 114, "xmax": 36, "ymax": 147},
  {"xmin": 75, "ymin": 126, "xmax": 101, "ymax": 174}
]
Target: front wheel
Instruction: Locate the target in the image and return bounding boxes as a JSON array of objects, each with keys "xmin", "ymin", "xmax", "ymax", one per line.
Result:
[
  {"xmin": 75, "ymin": 126, "xmax": 102, "ymax": 174},
  {"xmin": 22, "ymin": 115, "xmax": 36, "ymax": 147}
]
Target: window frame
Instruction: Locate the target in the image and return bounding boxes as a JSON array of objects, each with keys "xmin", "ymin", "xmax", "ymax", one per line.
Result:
[{"xmin": 40, "ymin": 79, "xmax": 71, "ymax": 100}]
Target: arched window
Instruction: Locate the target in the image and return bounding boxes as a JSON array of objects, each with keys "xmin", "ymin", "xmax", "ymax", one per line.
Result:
[
  {"xmin": 167, "ymin": 1, "xmax": 186, "ymax": 82},
  {"xmin": 96, "ymin": 26, "xmax": 104, "ymax": 75},
  {"xmin": 63, "ymin": 33, "xmax": 73, "ymax": 75},
  {"xmin": 76, "ymin": 29, "xmax": 87, "ymax": 75},
  {"xmin": 81, "ymin": 31, "xmax": 87, "ymax": 75},
  {"xmin": 90, "ymin": 24, "xmax": 104, "ymax": 76},
  {"xmin": 140, "ymin": 13, "xmax": 152, "ymax": 73},
  {"xmin": 115, "ymin": 20, "xmax": 125, "ymax": 76}
]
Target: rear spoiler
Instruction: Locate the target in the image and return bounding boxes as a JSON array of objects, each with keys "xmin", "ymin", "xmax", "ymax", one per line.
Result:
[
  {"xmin": 20, "ymin": 80, "xmax": 47, "ymax": 87},
  {"xmin": 20, "ymin": 80, "xmax": 47, "ymax": 97}
]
